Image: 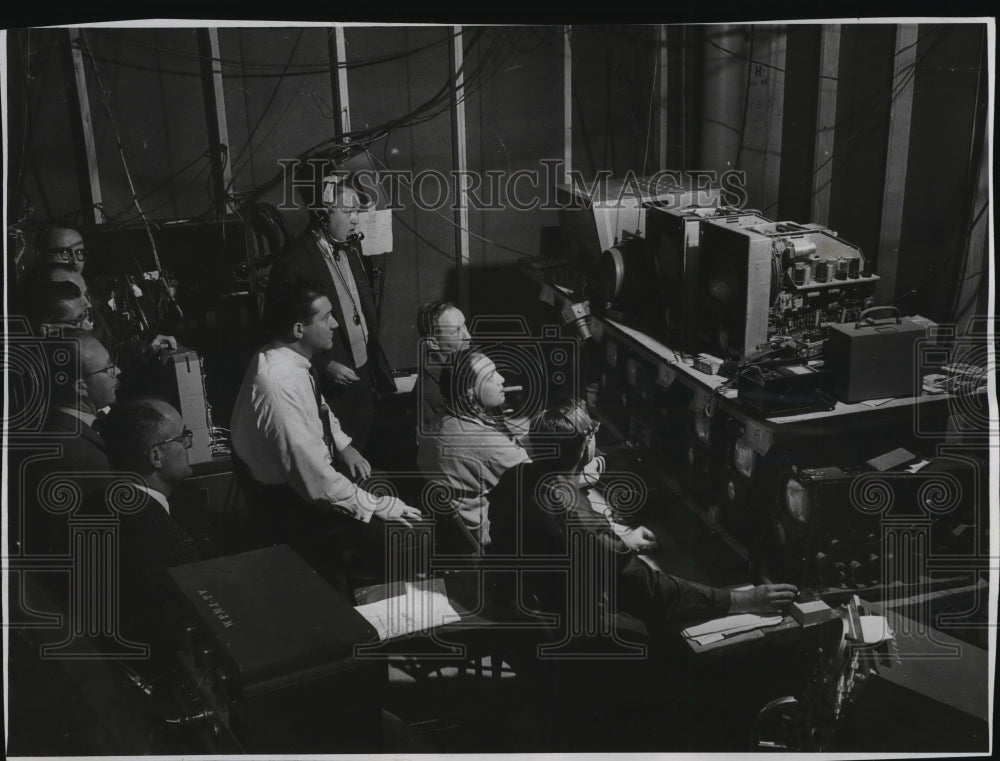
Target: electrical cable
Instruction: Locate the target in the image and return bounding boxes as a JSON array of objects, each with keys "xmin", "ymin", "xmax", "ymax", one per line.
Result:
[
  {"xmin": 364, "ymin": 149, "xmax": 546, "ymax": 261},
  {"xmin": 733, "ymin": 28, "xmax": 755, "ymax": 172},
  {"xmin": 228, "ymin": 27, "xmax": 505, "ymax": 208},
  {"xmin": 226, "ymin": 29, "xmax": 305, "ymax": 186},
  {"xmin": 760, "ymin": 26, "xmax": 949, "ymax": 214},
  {"xmin": 88, "ymin": 28, "xmax": 448, "ymax": 75},
  {"xmin": 79, "ymin": 31, "xmax": 165, "ymax": 275},
  {"xmin": 639, "ymin": 26, "xmax": 659, "ymax": 178}
]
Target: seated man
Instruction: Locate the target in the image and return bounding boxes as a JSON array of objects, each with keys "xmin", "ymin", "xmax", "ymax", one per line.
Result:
[
  {"xmin": 96, "ymin": 398, "xmax": 202, "ymax": 678},
  {"xmin": 19, "ymin": 279, "xmax": 94, "ymax": 335},
  {"xmin": 488, "ymin": 399, "xmax": 798, "ymax": 629},
  {"xmin": 32, "ymin": 225, "xmax": 176, "ymax": 353},
  {"xmin": 17, "ymin": 331, "xmax": 120, "ymax": 557},
  {"xmin": 415, "ymin": 300, "xmax": 471, "ymax": 430},
  {"xmin": 417, "ymin": 348, "xmax": 529, "ymax": 551},
  {"xmin": 231, "ymin": 279, "xmax": 422, "ymax": 582}
]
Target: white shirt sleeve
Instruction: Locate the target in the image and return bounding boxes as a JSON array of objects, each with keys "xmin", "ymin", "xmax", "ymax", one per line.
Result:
[{"xmin": 254, "ymin": 370, "xmax": 403, "ymax": 522}]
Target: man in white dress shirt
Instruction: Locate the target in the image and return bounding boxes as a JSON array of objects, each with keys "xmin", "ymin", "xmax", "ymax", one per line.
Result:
[{"xmin": 232, "ymin": 279, "xmax": 422, "ymax": 583}]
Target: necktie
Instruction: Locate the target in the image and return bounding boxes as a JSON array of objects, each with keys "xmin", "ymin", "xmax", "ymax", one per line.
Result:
[{"xmin": 309, "ymin": 366, "xmax": 335, "ymax": 450}]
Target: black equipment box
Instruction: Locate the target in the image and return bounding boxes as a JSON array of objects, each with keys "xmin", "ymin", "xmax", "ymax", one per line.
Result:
[
  {"xmin": 737, "ymin": 363, "xmax": 834, "ymax": 415},
  {"xmin": 824, "ymin": 307, "xmax": 927, "ymax": 403},
  {"xmin": 169, "ymin": 545, "xmax": 385, "ymax": 752}
]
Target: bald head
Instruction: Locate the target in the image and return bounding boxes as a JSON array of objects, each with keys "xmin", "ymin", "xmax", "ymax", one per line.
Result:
[
  {"xmin": 77, "ymin": 333, "xmax": 119, "ymax": 410},
  {"xmin": 46, "ymin": 331, "xmax": 118, "ymax": 411},
  {"xmin": 102, "ymin": 398, "xmax": 192, "ymax": 489}
]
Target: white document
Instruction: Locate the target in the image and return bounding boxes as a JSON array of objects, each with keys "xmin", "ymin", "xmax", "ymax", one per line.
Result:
[
  {"xmin": 859, "ymin": 615, "xmax": 893, "ymax": 645},
  {"xmin": 358, "ymin": 209, "xmax": 394, "ymax": 256},
  {"xmin": 354, "ymin": 577, "xmax": 462, "ymax": 641},
  {"xmin": 683, "ymin": 613, "xmax": 784, "ymax": 640}
]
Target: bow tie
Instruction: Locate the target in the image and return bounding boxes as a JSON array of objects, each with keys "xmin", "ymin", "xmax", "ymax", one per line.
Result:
[{"xmin": 92, "ymin": 409, "xmax": 108, "ymax": 433}]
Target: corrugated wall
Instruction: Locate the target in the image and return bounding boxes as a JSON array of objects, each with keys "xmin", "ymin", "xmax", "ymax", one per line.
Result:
[{"xmin": 5, "ymin": 22, "xmax": 990, "ymax": 358}]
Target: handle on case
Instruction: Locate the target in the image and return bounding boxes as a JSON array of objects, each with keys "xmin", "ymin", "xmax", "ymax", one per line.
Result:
[{"xmin": 856, "ymin": 306, "xmax": 902, "ymax": 329}]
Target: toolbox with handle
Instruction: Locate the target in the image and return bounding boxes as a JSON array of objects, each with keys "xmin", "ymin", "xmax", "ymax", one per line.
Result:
[{"xmin": 824, "ymin": 306, "xmax": 929, "ymax": 403}]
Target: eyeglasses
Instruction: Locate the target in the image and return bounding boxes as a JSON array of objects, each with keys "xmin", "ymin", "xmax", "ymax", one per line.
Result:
[
  {"xmin": 65, "ymin": 307, "xmax": 94, "ymax": 328},
  {"xmin": 45, "ymin": 246, "xmax": 87, "ymax": 263},
  {"xmin": 83, "ymin": 358, "xmax": 119, "ymax": 378},
  {"xmin": 152, "ymin": 428, "xmax": 194, "ymax": 450}
]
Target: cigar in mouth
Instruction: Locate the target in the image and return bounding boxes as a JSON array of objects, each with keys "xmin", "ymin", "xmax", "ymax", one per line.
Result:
[{"xmin": 502, "ymin": 385, "xmax": 523, "ymax": 393}]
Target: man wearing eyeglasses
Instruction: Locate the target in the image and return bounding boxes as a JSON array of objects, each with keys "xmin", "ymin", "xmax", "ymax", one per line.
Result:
[
  {"xmin": 18, "ymin": 278, "xmax": 94, "ymax": 335},
  {"xmin": 33, "ymin": 226, "xmax": 177, "ymax": 354},
  {"xmin": 91, "ymin": 398, "xmax": 202, "ymax": 678},
  {"xmin": 42, "ymin": 331, "xmax": 120, "ymax": 463},
  {"xmin": 20, "ymin": 332, "xmax": 121, "ymax": 556},
  {"xmin": 415, "ymin": 300, "xmax": 472, "ymax": 430},
  {"xmin": 36, "ymin": 225, "xmax": 88, "ymax": 274}
]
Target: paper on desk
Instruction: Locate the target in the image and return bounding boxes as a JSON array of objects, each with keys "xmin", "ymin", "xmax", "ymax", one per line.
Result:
[
  {"xmin": 861, "ymin": 397, "xmax": 895, "ymax": 407},
  {"xmin": 683, "ymin": 614, "xmax": 783, "ymax": 641},
  {"xmin": 859, "ymin": 615, "xmax": 893, "ymax": 645},
  {"xmin": 393, "ymin": 373, "xmax": 417, "ymax": 394},
  {"xmin": 354, "ymin": 577, "xmax": 462, "ymax": 641},
  {"xmin": 358, "ymin": 209, "xmax": 393, "ymax": 256}
]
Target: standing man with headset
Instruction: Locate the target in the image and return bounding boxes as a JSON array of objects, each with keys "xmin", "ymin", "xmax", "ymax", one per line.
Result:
[{"xmin": 265, "ymin": 165, "xmax": 395, "ymax": 454}]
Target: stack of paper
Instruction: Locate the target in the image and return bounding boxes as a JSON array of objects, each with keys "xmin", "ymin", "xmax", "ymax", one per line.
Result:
[
  {"xmin": 682, "ymin": 613, "xmax": 784, "ymax": 647},
  {"xmin": 354, "ymin": 578, "xmax": 462, "ymax": 641}
]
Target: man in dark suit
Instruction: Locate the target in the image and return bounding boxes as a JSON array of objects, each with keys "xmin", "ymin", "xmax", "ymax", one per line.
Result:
[
  {"xmin": 17, "ymin": 332, "xmax": 121, "ymax": 557},
  {"xmin": 265, "ymin": 167, "xmax": 395, "ymax": 452},
  {"xmin": 97, "ymin": 398, "xmax": 201, "ymax": 677},
  {"xmin": 42, "ymin": 331, "xmax": 120, "ymax": 468}
]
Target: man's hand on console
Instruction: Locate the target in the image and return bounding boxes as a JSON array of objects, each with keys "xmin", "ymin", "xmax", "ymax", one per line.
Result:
[
  {"xmin": 383, "ymin": 502, "xmax": 425, "ymax": 529},
  {"xmin": 621, "ymin": 526, "xmax": 658, "ymax": 553},
  {"xmin": 729, "ymin": 584, "xmax": 799, "ymax": 615},
  {"xmin": 336, "ymin": 445, "xmax": 372, "ymax": 479},
  {"xmin": 149, "ymin": 334, "xmax": 178, "ymax": 353},
  {"xmin": 324, "ymin": 360, "xmax": 360, "ymax": 387}
]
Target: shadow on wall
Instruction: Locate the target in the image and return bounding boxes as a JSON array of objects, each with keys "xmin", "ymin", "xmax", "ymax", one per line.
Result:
[{"xmin": 443, "ymin": 261, "xmax": 559, "ymax": 335}]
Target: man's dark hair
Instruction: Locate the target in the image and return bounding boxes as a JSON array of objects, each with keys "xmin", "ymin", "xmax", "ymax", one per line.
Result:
[
  {"xmin": 101, "ymin": 398, "xmax": 171, "ymax": 472},
  {"xmin": 267, "ymin": 278, "xmax": 328, "ymax": 336},
  {"xmin": 417, "ymin": 300, "xmax": 453, "ymax": 338},
  {"xmin": 34, "ymin": 224, "xmax": 75, "ymax": 254},
  {"xmin": 37, "ymin": 262, "xmax": 77, "ymax": 278},
  {"xmin": 18, "ymin": 278, "xmax": 84, "ymax": 327},
  {"xmin": 530, "ymin": 398, "xmax": 594, "ymax": 470}
]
